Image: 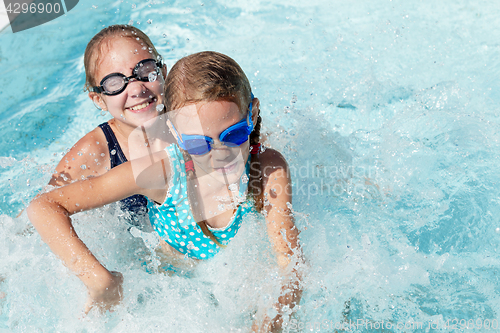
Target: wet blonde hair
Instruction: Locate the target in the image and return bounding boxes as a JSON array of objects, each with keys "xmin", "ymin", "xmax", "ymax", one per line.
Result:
[
  {"xmin": 165, "ymin": 51, "xmax": 264, "ymax": 245},
  {"xmin": 83, "ymin": 24, "xmax": 161, "ymax": 91},
  {"xmin": 165, "ymin": 51, "xmax": 252, "ymax": 112}
]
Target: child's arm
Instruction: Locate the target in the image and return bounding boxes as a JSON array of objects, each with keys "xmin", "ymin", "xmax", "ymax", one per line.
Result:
[
  {"xmin": 253, "ymin": 148, "xmax": 303, "ymax": 332},
  {"xmin": 28, "ymin": 155, "xmax": 169, "ymax": 313},
  {"xmin": 15, "ymin": 129, "xmax": 108, "ymax": 218}
]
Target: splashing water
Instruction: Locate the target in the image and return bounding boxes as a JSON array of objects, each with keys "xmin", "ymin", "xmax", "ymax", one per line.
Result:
[
  {"xmin": 1, "ymin": 0, "xmax": 500, "ymax": 332},
  {"xmin": 148, "ymin": 71, "xmax": 157, "ymax": 83}
]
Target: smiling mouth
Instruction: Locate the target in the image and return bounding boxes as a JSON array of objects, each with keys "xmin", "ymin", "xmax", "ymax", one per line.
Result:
[{"xmin": 126, "ymin": 98, "xmax": 156, "ymax": 112}]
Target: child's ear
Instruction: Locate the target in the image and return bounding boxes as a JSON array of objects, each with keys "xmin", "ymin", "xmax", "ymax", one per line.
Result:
[
  {"xmin": 251, "ymin": 97, "xmax": 260, "ymax": 124},
  {"xmin": 89, "ymin": 92, "xmax": 107, "ymax": 111},
  {"xmin": 162, "ymin": 64, "xmax": 168, "ymax": 78}
]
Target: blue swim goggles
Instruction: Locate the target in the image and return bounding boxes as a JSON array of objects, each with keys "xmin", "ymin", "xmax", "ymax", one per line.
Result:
[{"xmin": 169, "ymin": 96, "xmax": 254, "ymax": 155}]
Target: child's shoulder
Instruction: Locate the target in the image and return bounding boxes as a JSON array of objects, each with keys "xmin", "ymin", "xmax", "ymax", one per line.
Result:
[
  {"xmin": 258, "ymin": 147, "xmax": 289, "ymax": 177},
  {"xmin": 257, "ymin": 147, "xmax": 293, "ymax": 209},
  {"xmin": 69, "ymin": 126, "xmax": 110, "ymax": 157},
  {"xmin": 51, "ymin": 125, "xmax": 110, "ymax": 184}
]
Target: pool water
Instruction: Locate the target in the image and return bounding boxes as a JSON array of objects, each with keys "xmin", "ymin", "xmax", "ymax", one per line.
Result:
[{"xmin": 2, "ymin": 0, "xmax": 500, "ymax": 331}]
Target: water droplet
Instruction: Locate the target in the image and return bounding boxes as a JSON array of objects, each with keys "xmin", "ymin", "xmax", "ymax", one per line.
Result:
[
  {"xmin": 111, "ymin": 149, "xmax": 116, "ymax": 155},
  {"xmin": 109, "ymin": 232, "xmax": 115, "ymax": 240},
  {"xmin": 156, "ymin": 104, "xmax": 164, "ymax": 112},
  {"xmin": 101, "ymin": 153, "xmax": 105, "ymax": 157},
  {"xmin": 147, "ymin": 19, "xmax": 152, "ymax": 24},
  {"xmin": 218, "ymin": 204, "xmax": 225, "ymax": 211},
  {"xmin": 163, "ymin": 33, "xmax": 167, "ymax": 38},
  {"xmin": 80, "ymin": 164, "xmax": 87, "ymax": 170},
  {"xmin": 128, "ymin": 20, "xmax": 134, "ymax": 25},
  {"xmin": 241, "ymin": 174, "xmax": 249, "ymax": 184},
  {"xmin": 148, "ymin": 71, "xmax": 158, "ymax": 82},
  {"xmin": 228, "ymin": 184, "xmax": 238, "ymax": 192},
  {"xmin": 131, "ymin": 4, "xmax": 136, "ymax": 9}
]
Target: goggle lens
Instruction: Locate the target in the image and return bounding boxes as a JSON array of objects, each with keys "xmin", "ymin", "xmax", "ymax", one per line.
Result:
[
  {"xmin": 220, "ymin": 128, "xmax": 251, "ymax": 147},
  {"xmin": 184, "ymin": 138, "xmax": 212, "ymax": 155},
  {"xmin": 136, "ymin": 60, "xmax": 158, "ymax": 80},
  {"xmin": 102, "ymin": 75, "xmax": 127, "ymax": 95}
]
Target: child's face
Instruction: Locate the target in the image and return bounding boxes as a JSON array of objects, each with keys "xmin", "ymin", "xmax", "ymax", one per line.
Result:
[
  {"xmin": 92, "ymin": 37, "xmax": 165, "ymax": 130},
  {"xmin": 172, "ymin": 100, "xmax": 250, "ymax": 184}
]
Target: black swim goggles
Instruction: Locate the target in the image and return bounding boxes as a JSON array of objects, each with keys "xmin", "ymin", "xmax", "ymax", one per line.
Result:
[{"xmin": 90, "ymin": 57, "xmax": 163, "ymax": 96}]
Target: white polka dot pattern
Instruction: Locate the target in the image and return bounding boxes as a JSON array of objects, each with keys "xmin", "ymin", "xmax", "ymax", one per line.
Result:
[{"xmin": 147, "ymin": 144, "xmax": 255, "ymax": 260}]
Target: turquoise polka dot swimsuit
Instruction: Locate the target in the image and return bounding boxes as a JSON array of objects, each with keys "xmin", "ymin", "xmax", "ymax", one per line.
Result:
[{"xmin": 147, "ymin": 144, "xmax": 255, "ymax": 259}]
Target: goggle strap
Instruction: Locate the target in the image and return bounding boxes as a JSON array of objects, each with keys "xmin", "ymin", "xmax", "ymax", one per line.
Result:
[{"xmin": 166, "ymin": 120, "xmax": 184, "ymax": 145}]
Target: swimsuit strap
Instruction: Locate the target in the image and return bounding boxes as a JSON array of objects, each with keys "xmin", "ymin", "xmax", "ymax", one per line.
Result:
[
  {"xmin": 98, "ymin": 122, "xmax": 128, "ymax": 167},
  {"xmin": 98, "ymin": 122, "xmax": 149, "ymax": 222}
]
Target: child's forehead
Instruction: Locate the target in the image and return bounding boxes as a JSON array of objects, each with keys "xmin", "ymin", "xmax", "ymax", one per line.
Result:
[
  {"xmin": 100, "ymin": 37, "xmax": 146, "ymax": 58},
  {"xmin": 169, "ymin": 104, "xmax": 199, "ymax": 123},
  {"xmin": 171, "ymin": 101, "xmax": 240, "ymax": 120},
  {"xmin": 93, "ymin": 37, "xmax": 151, "ymax": 77},
  {"xmin": 169, "ymin": 101, "xmax": 242, "ymax": 131}
]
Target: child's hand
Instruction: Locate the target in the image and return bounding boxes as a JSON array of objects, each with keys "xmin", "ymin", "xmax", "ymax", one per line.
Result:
[
  {"xmin": 84, "ymin": 271, "xmax": 123, "ymax": 314},
  {"xmin": 251, "ymin": 314, "xmax": 282, "ymax": 333}
]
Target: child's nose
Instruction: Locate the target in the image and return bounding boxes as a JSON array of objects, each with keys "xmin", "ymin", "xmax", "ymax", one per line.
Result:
[
  {"xmin": 127, "ymin": 79, "xmax": 148, "ymax": 96},
  {"xmin": 210, "ymin": 141, "xmax": 231, "ymax": 159}
]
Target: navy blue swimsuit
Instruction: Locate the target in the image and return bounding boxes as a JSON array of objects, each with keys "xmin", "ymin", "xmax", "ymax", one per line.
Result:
[{"xmin": 98, "ymin": 122, "xmax": 149, "ymax": 222}]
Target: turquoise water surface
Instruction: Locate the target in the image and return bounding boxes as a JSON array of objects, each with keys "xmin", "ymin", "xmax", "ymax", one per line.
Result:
[{"xmin": 1, "ymin": 0, "xmax": 500, "ymax": 331}]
